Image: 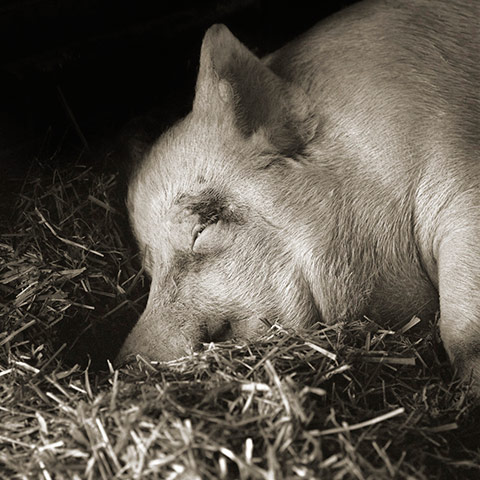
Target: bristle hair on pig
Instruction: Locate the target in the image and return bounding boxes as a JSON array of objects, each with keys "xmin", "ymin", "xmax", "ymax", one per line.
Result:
[{"xmin": 117, "ymin": 0, "xmax": 480, "ymax": 391}]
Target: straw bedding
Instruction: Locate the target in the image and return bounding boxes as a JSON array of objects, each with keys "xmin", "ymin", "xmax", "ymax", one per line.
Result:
[{"xmin": 1, "ymin": 155, "xmax": 479, "ymax": 479}]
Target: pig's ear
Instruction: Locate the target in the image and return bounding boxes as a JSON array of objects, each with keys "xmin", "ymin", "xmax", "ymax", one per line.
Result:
[{"xmin": 193, "ymin": 24, "xmax": 317, "ymax": 154}]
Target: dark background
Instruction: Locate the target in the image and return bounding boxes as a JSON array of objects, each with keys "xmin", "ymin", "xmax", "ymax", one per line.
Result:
[{"xmin": 0, "ymin": 0, "xmax": 359, "ymax": 211}]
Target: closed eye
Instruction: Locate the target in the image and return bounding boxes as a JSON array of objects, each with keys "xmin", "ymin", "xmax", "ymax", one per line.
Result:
[
  {"xmin": 190, "ymin": 216, "xmax": 219, "ymax": 251},
  {"xmin": 191, "ymin": 223, "xmax": 208, "ymax": 250}
]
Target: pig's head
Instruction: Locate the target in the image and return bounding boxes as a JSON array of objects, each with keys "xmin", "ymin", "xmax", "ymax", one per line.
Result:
[{"xmin": 116, "ymin": 24, "xmax": 323, "ymax": 364}]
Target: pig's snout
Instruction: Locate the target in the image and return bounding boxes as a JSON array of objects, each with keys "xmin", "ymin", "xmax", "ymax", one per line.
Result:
[
  {"xmin": 115, "ymin": 317, "xmax": 186, "ymax": 366},
  {"xmin": 114, "ymin": 308, "xmax": 211, "ymax": 366}
]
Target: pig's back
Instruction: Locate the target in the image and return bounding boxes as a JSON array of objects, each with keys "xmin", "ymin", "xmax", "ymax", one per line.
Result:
[
  {"xmin": 265, "ymin": 0, "xmax": 479, "ymax": 180},
  {"xmin": 266, "ymin": 0, "xmax": 478, "ymax": 323}
]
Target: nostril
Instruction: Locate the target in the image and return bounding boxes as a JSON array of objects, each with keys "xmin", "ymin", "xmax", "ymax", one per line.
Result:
[{"xmin": 204, "ymin": 318, "xmax": 233, "ymax": 343}]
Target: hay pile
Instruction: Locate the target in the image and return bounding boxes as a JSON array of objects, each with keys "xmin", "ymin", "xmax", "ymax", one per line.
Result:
[{"xmin": 1, "ymin": 157, "xmax": 479, "ymax": 480}]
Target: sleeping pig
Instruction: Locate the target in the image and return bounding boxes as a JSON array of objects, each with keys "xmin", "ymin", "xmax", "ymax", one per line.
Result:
[{"xmin": 116, "ymin": 0, "xmax": 480, "ymax": 389}]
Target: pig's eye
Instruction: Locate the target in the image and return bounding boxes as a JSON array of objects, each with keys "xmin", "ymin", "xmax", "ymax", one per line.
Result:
[
  {"xmin": 190, "ymin": 216, "xmax": 219, "ymax": 251},
  {"xmin": 191, "ymin": 224, "xmax": 208, "ymax": 249}
]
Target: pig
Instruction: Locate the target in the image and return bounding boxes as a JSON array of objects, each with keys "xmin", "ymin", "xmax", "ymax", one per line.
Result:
[{"xmin": 117, "ymin": 0, "xmax": 480, "ymax": 389}]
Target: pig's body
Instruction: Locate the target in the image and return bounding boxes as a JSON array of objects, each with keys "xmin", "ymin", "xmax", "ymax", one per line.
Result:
[{"xmin": 118, "ymin": 0, "xmax": 480, "ymax": 388}]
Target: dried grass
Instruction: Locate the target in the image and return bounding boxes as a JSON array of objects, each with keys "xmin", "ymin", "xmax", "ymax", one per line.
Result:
[{"xmin": 1, "ymin": 155, "xmax": 480, "ymax": 480}]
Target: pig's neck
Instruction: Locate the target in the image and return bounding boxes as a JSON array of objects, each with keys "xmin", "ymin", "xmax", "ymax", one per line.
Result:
[{"xmin": 288, "ymin": 138, "xmax": 438, "ymax": 327}]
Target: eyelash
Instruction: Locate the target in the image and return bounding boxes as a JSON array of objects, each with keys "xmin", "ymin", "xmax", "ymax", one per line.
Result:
[
  {"xmin": 191, "ymin": 223, "xmax": 207, "ymax": 249},
  {"xmin": 191, "ymin": 215, "xmax": 220, "ymax": 250}
]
